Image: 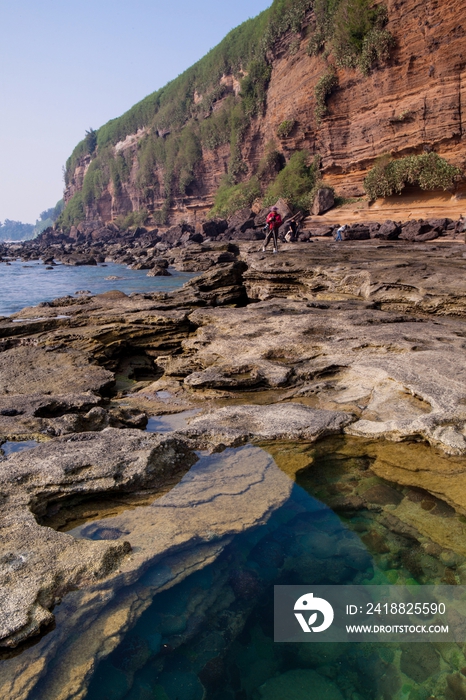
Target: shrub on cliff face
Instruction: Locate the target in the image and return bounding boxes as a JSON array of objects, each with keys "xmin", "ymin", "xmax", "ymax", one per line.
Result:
[
  {"xmin": 56, "ymin": 192, "xmax": 85, "ymax": 232},
  {"xmin": 364, "ymin": 153, "xmax": 462, "ymax": 201},
  {"xmin": 115, "ymin": 209, "xmax": 149, "ymax": 230},
  {"xmin": 308, "ymin": 0, "xmax": 394, "ymax": 74},
  {"xmin": 359, "ymin": 27, "xmax": 396, "ymax": 75},
  {"xmin": 257, "ymin": 142, "xmax": 285, "ymax": 182},
  {"xmin": 314, "ymin": 68, "xmax": 338, "ymax": 124},
  {"xmin": 240, "ymin": 60, "xmax": 272, "ymax": 117},
  {"xmin": 209, "ymin": 176, "xmax": 261, "ymax": 218},
  {"xmin": 277, "ymin": 120, "xmax": 296, "ymax": 138},
  {"xmin": 264, "ymin": 151, "xmax": 320, "ymax": 209}
]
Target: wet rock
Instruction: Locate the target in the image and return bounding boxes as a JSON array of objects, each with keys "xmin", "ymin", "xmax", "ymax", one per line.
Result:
[
  {"xmin": 62, "ymin": 254, "xmax": 97, "ymax": 266},
  {"xmin": 111, "ymin": 633, "xmax": 151, "ymax": 673},
  {"xmin": 446, "ymin": 673, "xmax": 466, "ymax": 700},
  {"xmin": 326, "ymin": 495, "xmax": 365, "ymax": 512},
  {"xmin": 379, "ymin": 513, "xmax": 420, "ymax": 541},
  {"xmin": 229, "ymin": 569, "xmax": 261, "ymax": 600},
  {"xmin": 362, "ymin": 483, "xmax": 403, "ymax": 506},
  {"xmin": 258, "ymin": 669, "xmax": 344, "ymax": 700},
  {"xmin": 198, "ymin": 656, "xmax": 225, "ymax": 690},
  {"xmin": 0, "ymin": 429, "xmax": 197, "ymax": 648},
  {"xmin": 361, "ymin": 530, "xmax": 391, "ymax": 553},
  {"xmin": 158, "ymin": 671, "xmax": 205, "ymax": 700},
  {"xmin": 400, "ymin": 644, "xmax": 440, "ymax": 683},
  {"xmin": 147, "ymin": 266, "xmax": 172, "ymax": 276}
]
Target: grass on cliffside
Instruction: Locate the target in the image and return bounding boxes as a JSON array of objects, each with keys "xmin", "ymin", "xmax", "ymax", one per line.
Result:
[
  {"xmin": 59, "ymin": 0, "xmax": 315, "ymax": 231},
  {"xmin": 59, "ymin": 0, "xmax": 396, "ymax": 231},
  {"xmin": 364, "ymin": 153, "xmax": 462, "ymax": 201},
  {"xmin": 210, "ymin": 150, "xmax": 321, "ymax": 217}
]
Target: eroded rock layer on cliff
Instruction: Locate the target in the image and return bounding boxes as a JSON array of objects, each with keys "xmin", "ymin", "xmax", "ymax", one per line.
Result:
[{"xmin": 63, "ymin": 0, "xmax": 466, "ymax": 230}]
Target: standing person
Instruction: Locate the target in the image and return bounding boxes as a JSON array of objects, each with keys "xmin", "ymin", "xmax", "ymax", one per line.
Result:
[
  {"xmin": 263, "ymin": 206, "xmax": 282, "ymax": 253},
  {"xmin": 456, "ymin": 214, "xmax": 466, "ymax": 236},
  {"xmin": 334, "ymin": 224, "xmax": 347, "ymax": 242}
]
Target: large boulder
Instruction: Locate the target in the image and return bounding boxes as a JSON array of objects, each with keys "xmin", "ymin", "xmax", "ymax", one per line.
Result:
[
  {"xmin": 427, "ymin": 218, "xmax": 449, "ymax": 232},
  {"xmin": 310, "ymin": 225, "xmax": 334, "ymax": 237},
  {"xmin": 202, "ymin": 219, "xmax": 228, "ymax": 238},
  {"xmin": 312, "ymin": 187, "xmax": 335, "ymax": 215},
  {"xmin": 344, "ymin": 224, "xmax": 370, "ymax": 240},
  {"xmin": 159, "ymin": 223, "xmax": 195, "ymax": 247},
  {"xmin": 371, "ymin": 220, "xmax": 400, "ymax": 240},
  {"xmin": 399, "ymin": 219, "xmax": 438, "ymax": 241},
  {"xmin": 227, "ymin": 207, "xmax": 254, "ymax": 232},
  {"xmin": 62, "ymin": 254, "xmax": 97, "ymax": 266}
]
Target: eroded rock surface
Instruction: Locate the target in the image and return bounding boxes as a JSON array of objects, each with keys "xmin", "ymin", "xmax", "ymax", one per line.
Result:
[
  {"xmin": 0, "ymin": 429, "xmax": 196, "ymax": 648},
  {"xmin": 183, "ymin": 404, "xmax": 353, "ymax": 448},
  {"xmin": 0, "ymin": 445, "xmax": 293, "ymax": 700},
  {"xmin": 1, "ymin": 238, "xmax": 466, "ymax": 679}
]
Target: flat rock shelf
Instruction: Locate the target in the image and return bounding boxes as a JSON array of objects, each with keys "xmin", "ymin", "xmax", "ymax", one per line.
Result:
[{"xmin": 1, "ymin": 239, "xmax": 466, "ymax": 699}]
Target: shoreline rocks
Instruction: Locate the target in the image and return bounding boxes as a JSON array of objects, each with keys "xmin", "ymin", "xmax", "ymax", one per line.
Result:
[{"xmin": 1, "ymin": 235, "xmax": 466, "ymax": 662}]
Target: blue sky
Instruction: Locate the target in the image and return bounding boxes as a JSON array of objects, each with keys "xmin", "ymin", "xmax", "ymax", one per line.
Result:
[{"xmin": 0, "ymin": 0, "xmax": 272, "ymax": 223}]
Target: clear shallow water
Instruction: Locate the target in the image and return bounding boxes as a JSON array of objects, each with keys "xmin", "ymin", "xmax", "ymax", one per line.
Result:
[
  {"xmin": 2, "ymin": 439, "xmax": 465, "ymax": 699},
  {"xmin": 82, "ymin": 440, "xmax": 466, "ymax": 700},
  {"xmin": 145, "ymin": 410, "xmax": 201, "ymax": 433},
  {"xmin": 0, "ymin": 440, "xmax": 38, "ymax": 456},
  {"xmin": 0, "ymin": 260, "xmax": 195, "ymax": 316}
]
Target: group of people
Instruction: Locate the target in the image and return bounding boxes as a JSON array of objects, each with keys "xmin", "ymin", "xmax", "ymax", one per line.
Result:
[
  {"xmin": 261, "ymin": 207, "xmax": 466, "ymax": 253},
  {"xmin": 262, "ymin": 207, "xmax": 302, "ymax": 253}
]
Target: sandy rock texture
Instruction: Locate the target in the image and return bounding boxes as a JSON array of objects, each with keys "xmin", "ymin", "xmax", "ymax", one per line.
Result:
[
  {"xmin": 183, "ymin": 403, "xmax": 353, "ymax": 448},
  {"xmin": 0, "ymin": 445, "xmax": 293, "ymax": 700},
  {"xmin": 0, "ymin": 429, "xmax": 196, "ymax": 649},
  {"xmin": 1, "ymin": 238, "xmax": 466, "ymax": 666}
]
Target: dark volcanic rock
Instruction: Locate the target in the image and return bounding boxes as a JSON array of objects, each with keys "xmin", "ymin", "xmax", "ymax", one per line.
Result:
[
  {"xmin": 372, "ymin": 220, "xmax": 400, "ymax": 240},
  {"xmin": 312, "ymin": 187, "xmax": 335, "ymax": 215},
  {"xmin": 344, "ymin": 224, "xmax": 370, "ymax": 240},
  {"xmin": 202, "ymin": 219, "xmax": 228, "ymax": 238},
  {"xmin": 159, "ymin": 223, "xmax": 195, "ymax": 247},
  {"xmin": 399, "ymin": 219, "xmax": 438, "ymax": 241},
  {"xmin": 227, "ymin": 207, "xmax": 254, "ymax": 232}
]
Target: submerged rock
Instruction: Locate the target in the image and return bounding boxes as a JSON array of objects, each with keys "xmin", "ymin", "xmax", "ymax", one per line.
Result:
[{"xmin": 258, "ymin": 669, "xmax": 344, "ymax": 700}]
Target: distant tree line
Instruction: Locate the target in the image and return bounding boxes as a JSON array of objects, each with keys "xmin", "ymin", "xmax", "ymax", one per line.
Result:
[{"xmin": 0, "ymin": 200, "xmax": 64, "ymax": 241}]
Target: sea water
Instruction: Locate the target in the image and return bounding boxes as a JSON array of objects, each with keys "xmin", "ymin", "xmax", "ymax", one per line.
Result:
[
  {"xmin": 0, "ymin": 259, "xmax": 195, "ymax": 316},
  {"xmin": 3, "ymin": 439, "xmax": 465, "ymax": 700}
]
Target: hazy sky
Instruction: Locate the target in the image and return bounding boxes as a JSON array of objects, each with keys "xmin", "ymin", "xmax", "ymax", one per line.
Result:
[{"xmin": 0, "ymin": 0, "xmax": 272, "ymax": 224}]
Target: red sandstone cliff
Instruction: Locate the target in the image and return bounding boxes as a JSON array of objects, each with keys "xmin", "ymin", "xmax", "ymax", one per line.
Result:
[{"xmin": 65, "ymin": 0, "xmax": 466, "ymax": 228}]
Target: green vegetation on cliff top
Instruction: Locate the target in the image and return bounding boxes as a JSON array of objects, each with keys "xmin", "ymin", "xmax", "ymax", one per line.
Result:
[{"xmin": 60, "ymin": 0, "xmax": 400, "ymax": 230}]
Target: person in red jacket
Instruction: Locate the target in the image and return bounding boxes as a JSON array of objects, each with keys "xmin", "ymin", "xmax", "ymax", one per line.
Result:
[{"xmin": 263, "ymin": 206, "xmax": 282, "ymax": 253}]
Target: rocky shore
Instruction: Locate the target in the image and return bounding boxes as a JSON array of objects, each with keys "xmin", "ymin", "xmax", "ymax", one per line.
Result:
[{"xmin": 1, "ymin": 222, "xmax": 466, "ymax": 697}]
